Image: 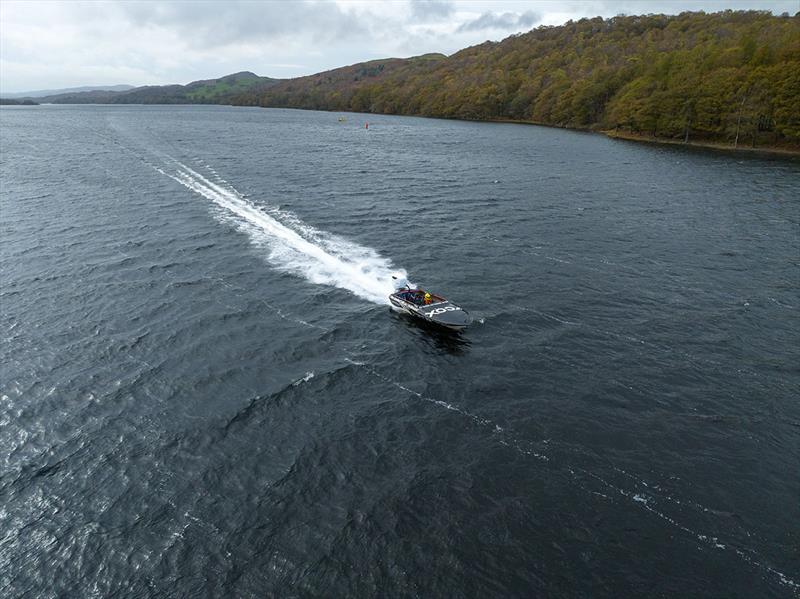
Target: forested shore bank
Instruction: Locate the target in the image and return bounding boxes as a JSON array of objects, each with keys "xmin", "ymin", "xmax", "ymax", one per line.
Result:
[
  {"xmin": 233, "ymin": 11, "xmax": 800, "ymax": 151},
  {"xmin": 602, "ymin": 128, "xmax": 800, "ymax": 155}
]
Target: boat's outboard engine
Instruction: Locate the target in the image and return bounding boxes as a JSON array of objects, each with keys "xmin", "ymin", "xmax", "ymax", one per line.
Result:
[{"xmin": 391, "ymin": 274, "xmax": 411, "ymax": 291}]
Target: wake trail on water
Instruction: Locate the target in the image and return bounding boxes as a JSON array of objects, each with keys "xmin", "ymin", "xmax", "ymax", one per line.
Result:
[
  {"xmin": 156, "ymin": 161, "xmax": 405, "ymax": 304},
  {"xmin": 344, "ymin": 358, "xmax": 549, "ymax": 461}
]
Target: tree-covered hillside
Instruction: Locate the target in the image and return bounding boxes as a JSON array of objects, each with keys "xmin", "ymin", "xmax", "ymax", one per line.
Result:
[{"xmin": 235, "ymin": 11, "xmax": 800, "ymax": 148}]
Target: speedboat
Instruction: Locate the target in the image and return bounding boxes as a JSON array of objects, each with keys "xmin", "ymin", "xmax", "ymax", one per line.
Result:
[{"xmin": 389, "ymin": 287, "xmax": 472, "ymax": 331}]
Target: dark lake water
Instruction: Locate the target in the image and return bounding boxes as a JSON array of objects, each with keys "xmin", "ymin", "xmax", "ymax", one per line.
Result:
[{"xmin": 1, "ymin": 104, "xmax": 798, "ymax": 598}]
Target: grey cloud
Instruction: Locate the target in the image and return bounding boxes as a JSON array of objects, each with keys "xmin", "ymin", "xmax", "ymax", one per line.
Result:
[
  {"xmin": 409, "ymin": 0, "xmax": 454, "ymax": 21},
  {"xmin": 116, "ymin": 1, "xmax": 370, "ymax": 48},
  {"xmin": 457, "ymin": 10, "xmax": 541, "ymax": 33}
]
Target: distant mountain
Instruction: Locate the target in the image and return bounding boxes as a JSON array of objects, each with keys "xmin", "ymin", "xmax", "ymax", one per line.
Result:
[
  {"xmin": 232, "ymin": 55, "xmax": 446, "ymax": 109},
  {"xmin": 2, "ymin": 85, "xmax": 134, "ymax": 99},
  {"xmin": 37, "ymin": 72, "xmax": 280, "ymax": 105}
]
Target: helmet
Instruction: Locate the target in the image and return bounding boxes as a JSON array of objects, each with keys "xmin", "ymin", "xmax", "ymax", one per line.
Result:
[{"xmin": 424, "ymin": 292, "xmax": 431, "ymax": 299}]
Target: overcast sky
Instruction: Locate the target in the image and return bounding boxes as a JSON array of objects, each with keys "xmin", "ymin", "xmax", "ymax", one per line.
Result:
[{"xmin": 1, "ymin": 0, "xmax": 795, "ymax": 93}]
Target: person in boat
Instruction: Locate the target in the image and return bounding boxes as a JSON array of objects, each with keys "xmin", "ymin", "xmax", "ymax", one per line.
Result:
[{"xmin": 424, "ymin": 292, "xmax": 432, "ymax": 305}]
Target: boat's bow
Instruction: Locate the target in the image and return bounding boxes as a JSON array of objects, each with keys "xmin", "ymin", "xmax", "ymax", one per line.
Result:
[{"xmin": 420, "ymin": 301, "xmax": 471, "ymax": 330}]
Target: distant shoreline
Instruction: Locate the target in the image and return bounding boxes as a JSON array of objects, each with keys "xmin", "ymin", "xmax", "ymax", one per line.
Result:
[
  {"xmin": 480, "ymin": 116, "xmax": 800, "ymax": 157},
  {"xmin": 0, "ymin": 98, "xmax": 39, "ymax": 106},
  {"xmin": 379, "ymin": 113, "xmax": 800, "ymax": 158},
  {"xmin": 601, "ymin": 129, "xmax": 800, "ymax": 157}
]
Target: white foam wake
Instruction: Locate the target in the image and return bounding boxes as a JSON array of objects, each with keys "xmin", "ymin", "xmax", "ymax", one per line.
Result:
[{"xmin": 159, "ymin": 162, "xmax": 405, "ymax": 304}]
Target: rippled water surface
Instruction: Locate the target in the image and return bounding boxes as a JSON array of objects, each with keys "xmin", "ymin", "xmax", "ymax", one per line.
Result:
[{"xmin": 1, "ymin": 105, "xmax": 799, "ymax": 598}]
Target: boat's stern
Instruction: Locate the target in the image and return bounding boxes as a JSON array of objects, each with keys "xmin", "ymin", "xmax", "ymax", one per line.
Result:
[{"xmin": 389, "ymin": 292, "xmax": 415, "ymax": 314}]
